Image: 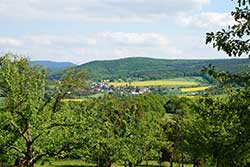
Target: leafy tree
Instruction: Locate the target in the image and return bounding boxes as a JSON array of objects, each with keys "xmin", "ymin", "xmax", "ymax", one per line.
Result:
[
  {"xmin": 0, "ymin": 54, "xmax": 86, "ymax": 167},
  {"xmin": 84, "ymin": 97, "xmax": 121, "ymax": 167},
  {"xmin": 182, "ymin": 1, "xmax": 250, "ymax": 166},
  {"xmin": 182, "ymin": 88, "xmax": 250, "ymax": 167},
  {"xmin": 70, "ymin": 95, "xmax": 168, "ymax": 167},
  {"xmin": 161, "ymin": 97, "xmax": 195, "ymax": 167},
  {"xmin": 119, "ymin": 99, "xmax": 166, "ymax": 167},
  {"xmin": 206, "ymin": 0, "xmax": 250, "ymax": 57}
]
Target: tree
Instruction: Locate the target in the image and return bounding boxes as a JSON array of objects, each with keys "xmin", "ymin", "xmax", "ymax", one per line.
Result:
[
  {"xmin": 206, "ymin": 0, "xmax": 250, "ymax": 57},
  {"xmin": 0, "ymin": 54, "xmax": 86, "ymax": 167},
  {"xmin": 162, "ymin": 97, "xmax": 195, "ymax": 167},
  {"xmin": 183, "ymin": 1, "xmax": 250, "ymax": 166},
  {"xmin": 70, "ymin": 95, "xmax": 167, "ymax": 167},
  {"xmin": 182, "ymin": 87, "xmax": 250, "ymax": 167},
  {"xmin": 83, "ymin": 97, "xmax": 121, "ymax": 167},
  {"xmin": 119, "ymin": 99, "xmax": 166, "ymax": 167}
]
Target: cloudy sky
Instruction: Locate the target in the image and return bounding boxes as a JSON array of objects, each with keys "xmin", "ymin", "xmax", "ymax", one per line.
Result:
[{"xmin": 0, "ymin": 0, "xmax": 242, "ymax": 64}]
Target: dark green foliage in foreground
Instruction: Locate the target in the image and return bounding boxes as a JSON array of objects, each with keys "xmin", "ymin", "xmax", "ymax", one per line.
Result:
[
  {"xmin": 65, "ymin": 95, "xmax": 173, "ymax": 167},
  {"xmin": 74, "ymin": 57, "xmax": 250, "ymax": 82},
  {"xmin": 184, "ymin": 41, "xmax": 250, "ymax": 166},
  {"xmin": 206, "ymin": 0, "xmax": 250, "ymax": 58},
  {"xmin": 0, "ymin": 54, "xmax": 86, "ymax": 167},
  {"xmin": 181, "ymin": 0, "xmax": 250, "ymax": 166},
  {"xmin": 181, "ymin": 77, "xmax": 250, "ymax": 166}
]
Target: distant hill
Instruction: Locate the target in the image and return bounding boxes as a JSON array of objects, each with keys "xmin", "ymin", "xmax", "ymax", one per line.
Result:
[
  {"xmin": 31, "ymin": 61, "xmax": 77, "ymax": 79},
  {"xmin": 30, "ymin": 61, "xmax": 76, "ymax": 69},
  {"xmin": 76, "ymin": 57, "xmax": 250, "ymax": 81}
]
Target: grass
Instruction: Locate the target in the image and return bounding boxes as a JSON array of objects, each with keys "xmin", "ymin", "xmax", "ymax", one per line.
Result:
[
  {"xmin": 36, "ymin": 159, "xmax": 94, "ymax": 167},
  {"xmin": 180, "ymin": 86, "xmax": 212, "ymax": 93},
  {"xmin": 61, "ymin": 99, "xmax": 87, "ymax": 102},
  {"xmin": 85, "ymin": 93, "xmax": 105, "ymax": 98},
  {"xmin": 62, "ymin": 93, "xmax": 105, "ymax": 102},
  {"xmin": 109, "ymin": 79, "xmax": 199, "ymax": 87},
  {"xmin": 36, "ymin": 160, "xmax": 193, "ymax": 167}
]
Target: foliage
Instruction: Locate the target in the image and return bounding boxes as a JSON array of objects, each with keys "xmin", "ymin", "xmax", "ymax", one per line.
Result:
[
  {"xmin": 206, "ymin": 0, "xmax": 250, "ymax": 57},
  {"xmin": 0, "ymin": 54, "xmax": 86, "ymax": 167},
  {"xmin": 182, "ymin": 0, "xmax": 250, "ymax": 166},
  {"xmin": 65, "ymin": 94, "xmax": 171, "ymax": 167},
  {"xmin": 161, "ymin": 97, "xmax": 195, "ymax": 166},
  {"xmin": 182, "ymin": 87, "xmax": 250, "ymax": 166}
]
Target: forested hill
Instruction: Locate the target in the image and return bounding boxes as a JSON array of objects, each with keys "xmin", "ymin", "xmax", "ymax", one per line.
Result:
[{"xmin": 77, "ymin": 57, "xmax": 250, "ymax": 81}]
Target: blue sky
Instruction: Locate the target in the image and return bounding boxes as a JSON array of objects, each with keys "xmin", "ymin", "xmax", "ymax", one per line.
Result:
[{"xmin": 0, "ymin": 0, "xmax": 243, "ymax": 64}]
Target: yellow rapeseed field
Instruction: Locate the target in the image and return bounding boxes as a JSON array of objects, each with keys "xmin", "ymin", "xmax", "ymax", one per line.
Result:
[
  {"xmin": 109, "ymin": 80, "xmax": 199, "ymax": 87},
  {"xmin": 181, "ymin": 86, "xmax": 212, "ymax": 93}
]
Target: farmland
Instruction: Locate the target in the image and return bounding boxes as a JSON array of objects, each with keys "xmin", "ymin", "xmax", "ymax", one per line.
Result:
[
  {"xmin": 84, "ymin": 77, "xmax": 214, "ymax": 96},
  {"xmin": 108, "ymin": 78, "xmax": 200, "ymax": 87},
  {"xmin": 75, "ymin": 77, "xmax": 213, "ymax": 98},
  {"xmin": 180, "ymin": 86, "xmax": 212, "ymax": 93}
]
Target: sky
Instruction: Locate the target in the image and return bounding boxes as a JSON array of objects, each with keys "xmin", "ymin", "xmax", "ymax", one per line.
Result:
[{"xmin": 0, "ymin": 0, "xmax": 244, "ymax": 64}]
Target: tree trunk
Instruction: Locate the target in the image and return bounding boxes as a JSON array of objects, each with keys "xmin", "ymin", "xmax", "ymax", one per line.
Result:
[
  {"xmin": 128, "ymin": 161, "xmax": 133, "ymax": 167},
  {"xmin": 216, "ymin": 159, "xmax": 220, "ymax": 167},
  {"xmin": 14, "ymin": 158, "xmax": 35, "ymax": 167},
  {"xmin": 170, "ymin": 152, "xmax": 174, "ymax": 167},
  {"xmin": 97, "ymin": 159, "xmax": 112, "ymax": 167},
  {"xmin": 193, "ymin": 159, "xmax": 204, "ymax": 167},
  {"xmin": 145, "ymin": 154, "xmax": 149, "ymax": 167},
  {"xmin": 181, "ymin": 154, "xmax": 184, "ymax": 167},
  {"xmin": 14, "ymin": 130, "xmax": 36, "ymax": 167}
]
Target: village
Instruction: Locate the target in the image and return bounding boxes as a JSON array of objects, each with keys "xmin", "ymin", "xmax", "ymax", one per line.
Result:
[{"xmin": 86, "ymin": 81, "xmax": 184, "ymax": 96}]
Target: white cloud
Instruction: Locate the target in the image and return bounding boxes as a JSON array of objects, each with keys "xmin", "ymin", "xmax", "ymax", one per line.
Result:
[
  {"xmin": 0, "ymin": 37, "xmax": 22, "ymax": 47},
  {"xmin": 24, "ymin": 35, "xmax": 86, "ymax": 47},
  {"xmin": 0, "ymin": 31, "xmax": 233, "ymax": 64},
  {"xmin": 86, "ymin": 32, "xmax": 170, "ymax": 46},
  {"xmin": 2, "ymin": 27, "xmax": 237, "ymax": 64},
  {"xmin": 18, "ymin": 32, "xmax": 170, "ymax": 47},
  {"xmin": 177, "ymin": 12, "xmax": 234, "ymax": 28},
  {"xmin": 0, "ymin": 0, "xmax": 210, "ymax": 22},
  {"xmin": 0, "ymin": 32, "xmax": 173, "ymax": 63}
]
